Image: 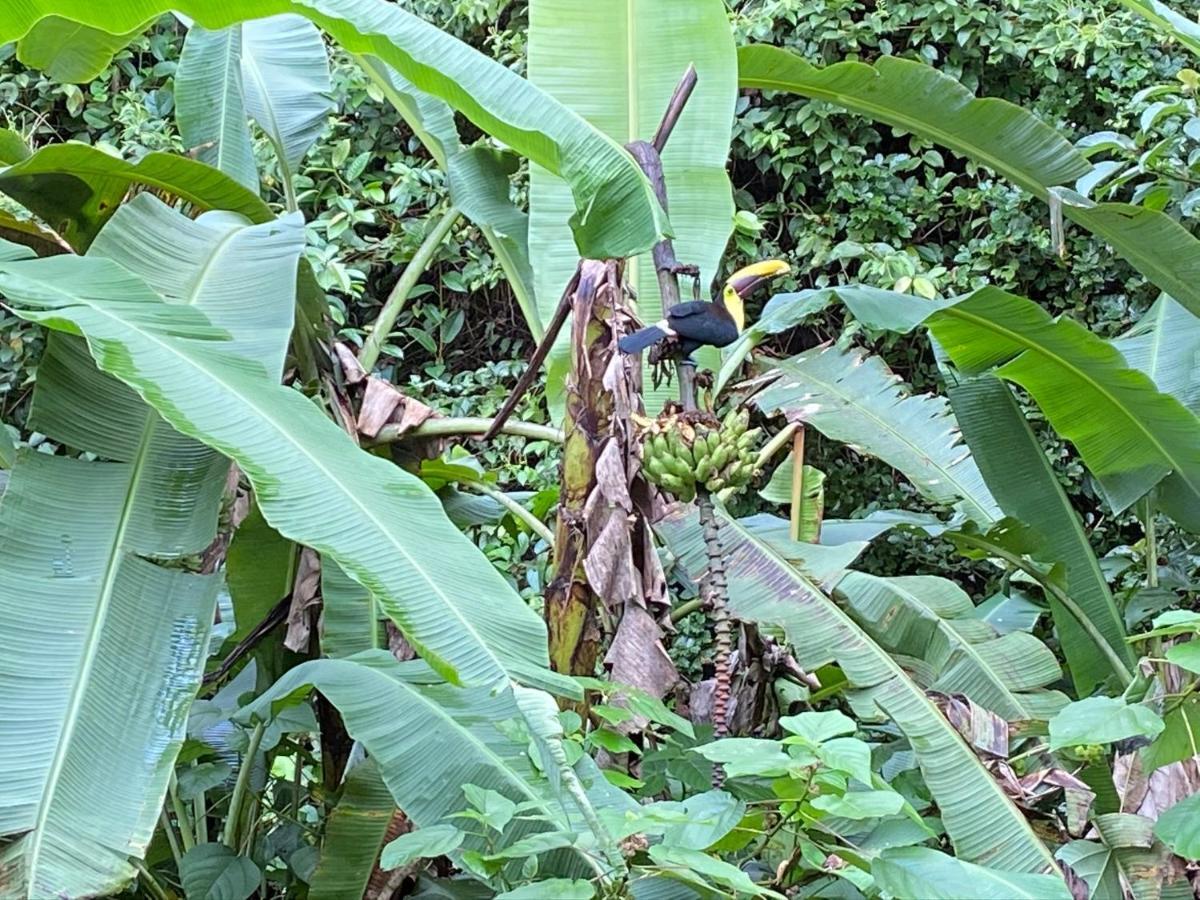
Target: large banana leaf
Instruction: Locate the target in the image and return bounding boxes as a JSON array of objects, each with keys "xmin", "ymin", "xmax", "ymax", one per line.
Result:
[
  {"xmin": 841, "ymin": 286, "xmax": 1200, "ymax": 529},
  {"xmin": 836, "ymin": 572, "xmax": 1068, "ymax": 721},
  {"xmin": 178, "ymin": 13, "xmax": 333, "ymax": 196},
  {"xmin": 0, "ymin": 455, "xmax": 220, "ymax": 899},
  {"xmin": 0, "ymin": 142, "xmax": 270, "ymax": 249},
  {"xmin": 14, "ymin": 15, "xmax": 142, "ymax": 82},
  {"xmin": 0, "ymin": 0, "xmax": 667, "ymax": 261},
  {"xmin": 655, "ymin": 506, "xmax": 1058, "ymax": 873},
  {"xmin": 239, "ymin": 654, "xmax": 623, "ymax": 876},
  {"xmin": 0, "ymin": 196, "xmax": 303, "ymax": 898},
  {"xmin": 239, "ymin": 15, "xmax": 332, "ymax": 186},
  {"xmin": 0, "ymin": 245, "xmax": 565, "ymax": 695},
  {"xmin": 1112, "ymin": 295, "xmax": 1200, "ymax": 415},
  {"xmin": 175, "ymin": 24, "xmax": 258, "ymax": 190},
  {"xmin": 528, "ymin": 0, "xmax": 736, "ymax": 411},
  {"xmin": 947, "ymin": 374, "xmax": 1133, "ymax": 694},
  {"xmin": 738, "ymin": 46, "xmax": 1200, "ymax": 321},
  {"xmin": 751, "ymin": 343, "xmax": 1000, "ymax": 525}
]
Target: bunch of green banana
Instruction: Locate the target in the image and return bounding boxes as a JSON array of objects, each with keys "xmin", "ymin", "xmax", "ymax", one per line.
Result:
[{"xmin": 639, "ymin": 408, "xmax": 762, "ymax": 501}]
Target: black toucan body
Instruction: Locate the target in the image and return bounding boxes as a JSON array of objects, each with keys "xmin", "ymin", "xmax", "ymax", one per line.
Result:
[{"xmin": 618, "ymin": 260, "xmax": 790, "ymax": 358}]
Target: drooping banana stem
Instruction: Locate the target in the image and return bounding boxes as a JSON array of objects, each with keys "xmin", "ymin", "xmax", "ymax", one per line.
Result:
[{"xmin": 697, "ymin": 488, "xmax": 732, "ymax": 788}]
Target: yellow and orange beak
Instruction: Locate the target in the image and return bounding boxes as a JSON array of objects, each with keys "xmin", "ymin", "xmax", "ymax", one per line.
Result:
[{"xmin": 722, "ymin": 260, "xmax": 790, "ymax": 332}]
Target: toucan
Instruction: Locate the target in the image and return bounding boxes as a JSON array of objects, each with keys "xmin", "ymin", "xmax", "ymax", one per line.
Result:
[{"xmin": 618, "ymin": 259, "xmax": 791, "ymax": 357}]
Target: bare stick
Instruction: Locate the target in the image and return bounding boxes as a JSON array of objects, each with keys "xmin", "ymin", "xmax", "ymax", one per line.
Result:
[
  {"xmin": 627, "ymin": 64, "xmax": 703, "ymax": 410},
  {"xmin": 789, "ymin": 425, "xmax": 807, "ymax": 542},
  {"xmin": 652, "ymin": 64, "xmax": 698, "ymax": 153}
]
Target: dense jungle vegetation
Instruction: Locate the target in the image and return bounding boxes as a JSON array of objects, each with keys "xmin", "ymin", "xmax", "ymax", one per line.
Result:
[{"xmin": 2, "ymin": 1, "xmax": 1200, "ymax": 898}]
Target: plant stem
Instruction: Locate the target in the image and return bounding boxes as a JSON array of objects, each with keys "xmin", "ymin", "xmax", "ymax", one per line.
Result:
[
  {"xmin": 789, "ymin": 425, "xmax": 807, "ymax": 542},
  {"xmin": 168, "ymin": 772, "xmax": 195, "ymax": 851},
  {"xmin": 371, "ymin": 416, "xmax": 563, "ymax": 445},
  {"xmin": 132, "ymin": 860, "xmax": 169, "ymax": 900},
  {"xmin": 698, "ymin": 488, "xmax": 733, "ymax": 788},
  {"xmin": 223, "ymin": 722, "xmax": 266, "ymax": 849},
  {"xmin": 670, "ymin": 596, "xmax": 705, "ymax": 623},
  {"xmin": 953, "ymin": 532, "xmax": 1134, "ymax": 685},
  {"xmin": 1142, "ymin": 496, "xmax": 1159, "ymax": 589},
  {"xmin": 359, "ymin": 206, "xmax": 461, "ymax": 372},
  {"xmin": 158, "ymin": 808, "xmax": 184, "ymax": 870},
  {"xmin": 472, "ymin": 481, "xmax": 556, "ymax": 548}
]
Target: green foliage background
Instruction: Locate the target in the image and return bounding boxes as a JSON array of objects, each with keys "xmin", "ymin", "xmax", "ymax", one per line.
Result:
[{"xmin": 0, "ymin": 0, "xmax": 1187, "ymax": 585}]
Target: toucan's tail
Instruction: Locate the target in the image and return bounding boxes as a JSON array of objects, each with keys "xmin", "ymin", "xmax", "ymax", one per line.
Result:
[{"xmin": 618, "ymin": 325, "xmax": 669, "ymax": 354}]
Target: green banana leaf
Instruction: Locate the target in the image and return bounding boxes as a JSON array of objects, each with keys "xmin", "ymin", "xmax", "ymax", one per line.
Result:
[
  {"xmin": 308, "ymin": 758, "xmax": 396, "ymax": 900},
  {"xmin": 841, "ymin": 285, "xmax": 1200, "ymax": 529},
  {"xmin": 239, "ymin": 15, "xmax": 332, "ymax": 187},
  {"xmin": 0, "ymin": 142, "xmax": 271, "ymax": 249},
  {"xmin": 177, "ymin": 13, "xmax": 333, "ymax": 197},
  {"xmin": 175, "ymin": 24, "xmax": 258, "ymax": 190},
  {"xmin": 1112, "ymin": 294, "xmax": 1200, "ymax": 415},
  {"xmin": 14, "ymin": 15, "xmax": 142, "ymax": 82},
  {"xmin": 321, "ymin": 557, "xmax": 381, "ymax": 659},
  {"xmin": 655, "ymin": 505, "xmax": 1058, "ymax": 873},
  {"xmin": 239, "ymin": 654, "xmax": 623, "ymax": 876},
  {"xmin": 528, "ymin": 0, "xmax": 736, "ymax": 412},
  {"xmin": 0, "ymin": 194, "xmax": 303, "ymax": 898},
  {"xmin": 0, "ymin": 242, "xmax": 566, "ymax": 695},
  {"xmin": 1057, "ymin": 813, "xmax": 1187, "ymax": 900},
  {"xmin": 759, "ymin": 458, "xmax": 825, "ymax": 542},
  {"xmin": 751, "ymin": 343, "xmax": 1000, "ymax": 525},
  {"xmin": 738, "ymin": 45, "xmax": 1200, "ymax": 321},
  {"xmin": 836, "ymin": 572, "xmax": 1068, "ymax": 721},
  {"xmin": 947, "ymin": 374, "xmax": 1133, "ymax": 695},
  {"xmin": 873, "ymin": 847, "xmax": 1071, "ymax": 900},
  {"xmin": 0, "ymin": 0, "xmax": 667, "ymax": 261}
]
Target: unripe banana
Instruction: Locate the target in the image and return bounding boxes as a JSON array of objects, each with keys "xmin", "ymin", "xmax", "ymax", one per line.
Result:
[
  {"xmin": 644, "ymin": 456, "xmax": 667, "ymax": 482},
  {"xmin": 695, "ymin": 455, "xmax": 715, "ymax": 483},
  {"xmin": 666, "ymin": 429, "xmax": 694, "ymax": 468},
  {"xmin": 659, "ymin": 473, "xmax": 687, "ymax": 497},
  {"xmin": 650, "ymin": 433, "xmax": 669, "ymax": 460},
  {"xmin": 705, "ymin": 476, "xmax": 725, "ymax": 493},
  {"xmin": 737, "ymin": 428, "xmax": 762, "ymax": 450},
  {"xmin": 666, "ymin": 454, "xmax": 696, "ymax": 483}
]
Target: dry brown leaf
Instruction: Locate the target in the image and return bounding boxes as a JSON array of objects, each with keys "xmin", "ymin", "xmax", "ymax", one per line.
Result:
[
  {"xmin": 284, "ymin": 548, "xmax": 322, "ymax": 652},
  {"xmin": 605, "ymin": 603, "xmax": 678, "ymax": 713},
  {"xmin": 335, "ymin": 342, "xmax": 367, "ymax": 385},
  {"xmin": 583, "ymin": 514, "xmax": 639, "ymax": 610},
  {"xmin": 358, "ymin": 376, "xmax": 405, "ymax": 438}
]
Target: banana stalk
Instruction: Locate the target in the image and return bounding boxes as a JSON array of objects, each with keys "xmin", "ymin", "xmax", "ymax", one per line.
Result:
[{"xmin": 696, "ymin": 487, "xmax": 732, "ymax": 789}]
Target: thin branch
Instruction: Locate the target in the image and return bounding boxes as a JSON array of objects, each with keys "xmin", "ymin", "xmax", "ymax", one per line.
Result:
[
  {"xmin": 372, "ymin": 416, "xmax": 563, "ymax": 445},
  {"xmin": 203, "ymin": 596, "xmax": 290, "ymax": 686},
  {"xmin": 471, "ymin": 481, "xmax": 556, "ymax": 548},
  {"xmin": 627, "ymin": 65, "xmax": 703, "ymax": 410},
  {"xmin": 360, "ymin": 206, "xmax": 461, "ymax": 372},
  {"xmin": 223, "ymin": 722, "xmax": 266, "ymax": 849}
]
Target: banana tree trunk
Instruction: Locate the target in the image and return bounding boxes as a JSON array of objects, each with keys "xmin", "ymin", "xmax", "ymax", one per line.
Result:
[{"xmin": 546, "ymin": 259, "xmax": 635, "ymax": 675}]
